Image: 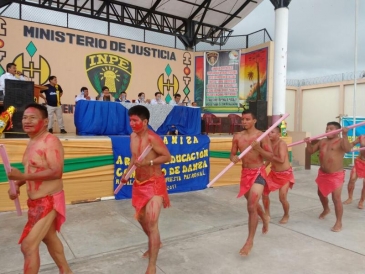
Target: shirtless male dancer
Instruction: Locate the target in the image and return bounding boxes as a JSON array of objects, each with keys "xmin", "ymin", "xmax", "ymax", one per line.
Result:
[
  {"xmin": 261, "ymin": 126, "xmax": 295, "ymax": 224},
  {"xmin": 230, "ymin": 110, "xmax": 272, "ymax": 256},
  {"xmin": 7, "ymin": 103, "xmax": 72, "ymax": 274},
  {"xmin": 305, "ymin": 122, "xmax": 351, "ymax": 232},
  {"xmin": 121, "ymin": 105, "xmax": 171, "ymax": 274},
  {"xmin": 343, "ymin": 135, "xmax": 365, "ymax": 209}
]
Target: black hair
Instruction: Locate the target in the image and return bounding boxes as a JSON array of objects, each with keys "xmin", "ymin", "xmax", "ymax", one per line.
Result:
[
  {"xmin": 6, "ymin": 63, "xmax": 16, "ymax": 71},
  {"xmin": 48, "ymin": 75, "xmax": 56, "ymax": 81},
  {"xmin": 327, "ymin": 121, "xmax": 341, "ymax": 129},
  {"xmin": 174, "ymin": 93, "xmax": 181, "ymax": 98},
  {"xmin": 155, "ymin": 92, "xmax": 162, "ymax": 96},
  {"xmin": 138, "ymin": 92, "xmax": 145, "ymax": 97},
  {"xmin": 81, "ymin": 87, "xmax": 88, "ymax": 92},
  {"xmin": 128, "ymin": 105, "xmax": 150, "ymax": 121},
  {"xmin": 121, "ymin": 91, "xmax": 127, "ymax": 95},
  {"xmin": 102, "ymin": 86, "xmax": 109, "ymax": 91},
  {"xmin": 25, "ymin": 103, "xmax": 48, "ymax": 119},
  {"xmin": 242, "ymin": 110, "xmax": 257, "ymax": 120}
]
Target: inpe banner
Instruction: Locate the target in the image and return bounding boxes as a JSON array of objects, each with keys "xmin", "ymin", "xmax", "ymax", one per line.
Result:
[
  {"xmin": 341, "ymin": 117, "xmax": 365, "ymax": 158},
  {"xmin": 204, "ymin": 50, "xmax": 240, "ymax": 107},
  {"xmin": 110, "ymin": 135, "xmax": 210, "ymax": 199}
]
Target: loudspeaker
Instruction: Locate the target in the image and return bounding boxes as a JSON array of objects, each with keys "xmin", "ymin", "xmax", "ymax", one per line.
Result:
[
  {"xmin": 249, "ymin": 100, "xmax": 268, "ymax": 131},
  {"xmin": 3, "ymin": 79, "xmax": 35, "ymax": 138}
]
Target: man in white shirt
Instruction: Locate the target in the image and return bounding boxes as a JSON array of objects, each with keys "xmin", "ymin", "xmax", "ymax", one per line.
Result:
[
  {"xmin": 150, "ymin": 92, "xmax": 166, "ymax": 105},
  {"xmin": 0, "ymin": 63, "xmax": 26, "ymax": 98},
  {"xmin": 75, "ymin": 87, "xmax": 94, "ymax": 103},
  {"xmin": 169, "ymin": 93, "xmax": 184, "ymax": 106},
  {"xmin": 136, "ymin": 92, "xmax": 150, "ymax": 104}
]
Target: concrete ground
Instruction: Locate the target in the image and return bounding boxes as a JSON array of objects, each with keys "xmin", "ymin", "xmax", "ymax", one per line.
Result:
[{"xmin": 1, "ymin": 165, "xmax": 365, "ymax": 274}]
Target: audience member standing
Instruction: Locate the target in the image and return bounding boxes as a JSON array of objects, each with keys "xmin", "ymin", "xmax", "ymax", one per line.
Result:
[{"xmin": 40, "ymin": 76, "xmax": 67, "ymax": 134}]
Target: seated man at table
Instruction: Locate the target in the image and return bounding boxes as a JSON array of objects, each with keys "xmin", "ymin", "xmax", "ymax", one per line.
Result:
[
  {"xmin": 75, "ymin": 87, "xmax": 94, "ymax": 103},
  {"xmin": 150, "ymin": 92, "xmax": 166, "ymax": 105},
  {"xmin": 169, "ymin": 94, "xmax": 184, "ymax": 106},
  {"xmin": 115, "ymin": 91, "xmax": 131, "ymax": 103},
  {"xmin": 97, "ymin": 86, "xmax": 114, "ymax": 102},
  {"xmin": 136, "ymin": 92, "xmax": 150, "ymax": 104}
]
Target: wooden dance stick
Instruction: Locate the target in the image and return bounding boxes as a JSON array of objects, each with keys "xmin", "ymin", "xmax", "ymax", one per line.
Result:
[
  {"xmin": 0, "ymin": 145, "xmax": 22, "ymax": 216},
  {"xmin": 351, "ymin": 146, "xmax": 365, "ymax": 153},
  {"xmin": 207, "ymin": 113, "xmax": 290, "ymax": 188},
  {"xmin": 287, "ymin": 121, "xmax": 365, "ymax": 148},
  {"xmin": 114, "ymin": 144, "xmax": 153, "ymax": 195}
]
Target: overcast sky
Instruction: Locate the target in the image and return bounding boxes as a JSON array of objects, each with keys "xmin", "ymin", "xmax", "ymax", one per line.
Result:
[{"xmin": 233, "ymin": 0, "xmax": 365, "ymax": 80}]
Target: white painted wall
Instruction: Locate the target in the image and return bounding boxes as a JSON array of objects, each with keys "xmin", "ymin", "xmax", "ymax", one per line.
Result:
[
  {"xmin": 344, "ymin": 82, "xmax": 365, "ymax": 117},
  {"xmin": 301, "ymin": 86, "xmax": 340, "ymax": 136}
]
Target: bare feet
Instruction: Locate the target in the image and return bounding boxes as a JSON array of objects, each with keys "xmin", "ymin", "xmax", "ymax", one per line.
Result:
[
  {"xmin": 262, "ymin": 214, "xmax": 270, "ymax": 234},
  {"xmin": 343, "ymin": 198, "xmax": 353, "ymax": 205},
  {"xmin": 142, "ymin": 242, "xmax": 163, "ymax": 258},
  {"xmin": 239, "ymin": 242, "xmax": 253, "ymax": 257},
  {"xmin": 358, "ymin": 200, "xmax": 364, "ymax": 209},
  {"xmin": 145, "ymin": 265, "xmax": 156, "ymax": 274},
  {"xmin": 319, "ymin": 209, "xmax": 330, "ymax": 219},
  {"xmin": 331, "ymin": 223, "xmax": 342, "ymax": 232},
  {"xmin": 279, "ymin": 214, "xmax": 289, "ymax": 224}
]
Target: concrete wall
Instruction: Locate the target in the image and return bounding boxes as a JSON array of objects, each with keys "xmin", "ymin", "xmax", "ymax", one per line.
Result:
[
  {"xmin": 344, "ymin": 82, "xmax": 365, "ymax": 117},
  {"xmin": 286, "ymin": 79, "xmax": 365, "ymax": 136},
  {"xmin": 286, "ymin": 79, "xmax": 365, "ymax": 166}
]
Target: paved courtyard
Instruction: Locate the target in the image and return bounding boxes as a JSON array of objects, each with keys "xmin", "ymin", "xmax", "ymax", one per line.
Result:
[{"xmin": 1, "ymin": 166, "xmax": 365, "ymax": 274}]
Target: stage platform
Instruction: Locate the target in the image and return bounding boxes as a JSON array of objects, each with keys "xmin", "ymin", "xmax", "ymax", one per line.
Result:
[{"xmin": 0, "ymin": 133, "xmax": 263, "ymax": 212}]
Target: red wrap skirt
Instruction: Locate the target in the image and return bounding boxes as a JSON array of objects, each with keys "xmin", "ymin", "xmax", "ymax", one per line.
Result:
[
  {"xmin": 132, "ymin": 175, "xmax": 170, "ymax": 217},
  {"xmin": 315, "ymin": 169, "xmax": 345, "ymax": 197},
  {"xmin": 19, "ymin": 190, "xmax": 66, "ymax": 244}
]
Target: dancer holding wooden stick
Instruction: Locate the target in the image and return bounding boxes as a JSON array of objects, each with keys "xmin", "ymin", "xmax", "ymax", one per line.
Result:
[
  {"xmin": 6, "ymin": 103, "xmax": 72, "ymax": 274},
  {"xmin": 230, "ymin": 110, "xmax": 273, "ymax": 256},
  {"xmin": 343, "ymin": 135, "xmax": 365, "ymax": 209},
  {"xmin": 122, "ymin": 105, "xmax": 171, "ymax": 274},
  {"xmin": 305, "ymin": 122, "xmax": 351, "ymax": 232},
  {"xmin": 259, "ymin": 126, "xmax": 295, "ymax": 224}
]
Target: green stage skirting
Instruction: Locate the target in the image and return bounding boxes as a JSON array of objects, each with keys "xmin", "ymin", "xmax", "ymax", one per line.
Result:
[{"xmin": 0, "ymin": 155, "xmax": 114, "ymax": 183}]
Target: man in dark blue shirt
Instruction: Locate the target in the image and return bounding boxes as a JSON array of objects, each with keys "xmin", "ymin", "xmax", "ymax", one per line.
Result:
[
  {"xmin": 115, "ymin": 91, "xmax": 131, "ymax": 103},
  {"xmin": 40, "ymin": 76, "xmax": 67, "ymax": 134}
]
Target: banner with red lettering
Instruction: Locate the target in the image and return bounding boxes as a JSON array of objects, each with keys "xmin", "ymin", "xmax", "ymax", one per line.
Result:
[{"xmin": 204, "ymin": 50, "xmax": 240, "ymax": 107}]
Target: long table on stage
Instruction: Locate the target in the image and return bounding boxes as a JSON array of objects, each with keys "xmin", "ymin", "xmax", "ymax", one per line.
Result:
[{"xmin": 74, "ymin": 101, "xmax": 201, "ymax": 135}]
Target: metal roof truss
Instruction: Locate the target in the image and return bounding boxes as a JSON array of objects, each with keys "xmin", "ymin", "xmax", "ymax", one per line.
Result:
[{"xmin": 1, "ymin": 0, "xmax": 236, "ymax": 48}]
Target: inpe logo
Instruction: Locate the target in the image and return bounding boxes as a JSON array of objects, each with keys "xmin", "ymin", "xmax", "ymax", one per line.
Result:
[{"xmin": 85, "ymin": 53, "xmax": 132, "ymax": 97}]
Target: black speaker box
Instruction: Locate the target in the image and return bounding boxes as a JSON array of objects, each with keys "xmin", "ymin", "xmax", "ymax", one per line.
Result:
[
  {"xmin": 3, "ymin": 79, "xmax": 34, "ymax": 138},
  {"xmin": 248, "ymin": 100, "xmax": 268, "ymax": 131}
]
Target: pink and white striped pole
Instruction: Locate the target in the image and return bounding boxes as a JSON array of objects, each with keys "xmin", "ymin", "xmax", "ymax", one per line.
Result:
[
  {"xmin": 287, "ymin": 121, "xmax": 365, "ymax": 148},
  {"xmin": 207, "ymin": 113, "xmax": 290, "ymax": 188},
  {"xmin": 114, "ymin": 144, "xmax": 153, "ymax": 195},
  {"xmin": 0, "ymin": 145, "xmax": 22, "ymax": 216}
]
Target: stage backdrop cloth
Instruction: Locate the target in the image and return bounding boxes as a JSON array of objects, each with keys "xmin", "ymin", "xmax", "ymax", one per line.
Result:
[
  {"xmin": 110, "ymin": 135, "xmax": 210, "ymax": 200},
  {"xmin": 74, "ymin": 101, "xmax": 201, "ymax": 135}
]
